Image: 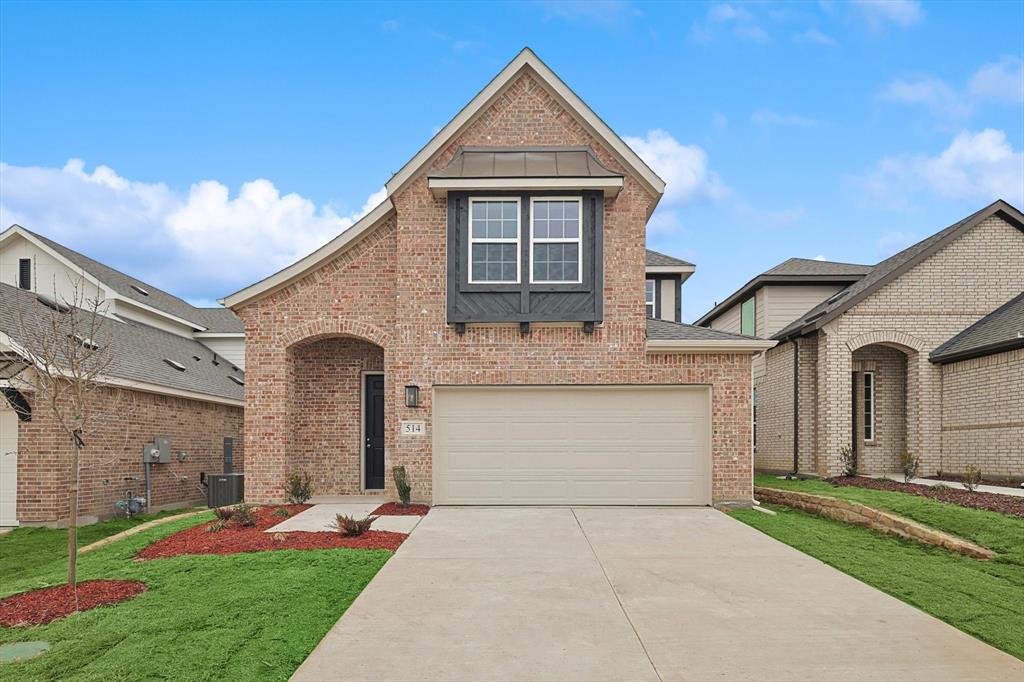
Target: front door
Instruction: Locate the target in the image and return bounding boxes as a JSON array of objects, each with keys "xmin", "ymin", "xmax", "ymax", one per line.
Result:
[{"xmin": 364, "ymin": 374, "xmax": 385, "ymax": 490}]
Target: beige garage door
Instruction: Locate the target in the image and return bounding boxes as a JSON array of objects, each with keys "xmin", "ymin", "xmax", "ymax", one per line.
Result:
[{"xmin": 433, "ymin": 385, "xmax": 711, "ymax": 506}]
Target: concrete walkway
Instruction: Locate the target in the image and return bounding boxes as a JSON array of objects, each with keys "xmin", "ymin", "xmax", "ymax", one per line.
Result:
[
  {"xmin": 880, "ymin": 473, "xmax": 1024, "ymax": 497},
  {"xmin": 292, "ymin": 507, "xmax": 1023, "ymax": 682},
  {"xmin": 269, "ymin": 503, "xmax": 423, "ymax": 534}
]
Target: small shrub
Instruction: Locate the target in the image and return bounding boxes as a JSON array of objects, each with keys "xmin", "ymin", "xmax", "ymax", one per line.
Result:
[
  {"xmin": 283, "ymin": 471, "xmax": 313, "ymax": 504},
  {"xmin": 206, "ymin": 520, "xmax": 228, "ymax": 533},
  {"xmin": 932, "ymin": 483, "xmax": 951, "ymax": 490},
  {"xmin": 393, "ymin": 466, "xmax": 412, "ymax": 506},
  {"xmin": 900, "ymin": 452, "xmax": 921, "ymax": 483},
  {"xmin": 962, "ymin": 466, "xmax": 982, "ymax": 492},
  {"xmin": 272, "ymin": 507, "xmax": 291, "ymax": 518},
  {"xmin": 936, "ymin": 468, "xmax": 944, "ymax": 478},
  {"xmin": 335, "ymin": 514, "xmax": 377, "ymax": 537},
  {"xmin": 231, "ymin": 503, "xmax": 257, "ymax": 527},
  {"xmin": 839, "ymin": 445, "xmax": 857, "ymax": 477},
  {"xmin": 212, "ymin": 506, "xmax": 235, "ymax": 521},
  {"xmin": 271, "ymin": 532, "xmax": 288, "ymax": 544}
]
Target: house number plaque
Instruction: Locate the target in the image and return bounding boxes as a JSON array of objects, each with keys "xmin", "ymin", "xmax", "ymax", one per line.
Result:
[{"xmin": 401, "ymin": 420, "xmax": 425, "ymax": 436}]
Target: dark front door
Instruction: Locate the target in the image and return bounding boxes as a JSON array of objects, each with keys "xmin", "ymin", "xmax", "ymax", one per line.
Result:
[{"xmin": 364, "ymin": 374, "xmax": 385, "ymax": 490}]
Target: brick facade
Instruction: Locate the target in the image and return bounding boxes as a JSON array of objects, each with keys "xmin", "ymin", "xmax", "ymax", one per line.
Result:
[
  {"xmin": 939, "ymin": 348, "xmax": 1024, "ymax": 478},
  {"xmin": 236, "ymin": 71, "xmax": 755, "ymax": 505},
  {"xmin": 16, "ymin": 386, "xmax": 243, "ymax": 523},
  {"xmin": 757, "ymin": 215, "xmax": 1024, "ymax": 478}
]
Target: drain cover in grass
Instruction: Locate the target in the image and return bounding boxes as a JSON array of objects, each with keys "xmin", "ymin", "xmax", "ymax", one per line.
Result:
[{"xmin": 0, "ymin": 641, "xmax": 49, "ymax": 663}]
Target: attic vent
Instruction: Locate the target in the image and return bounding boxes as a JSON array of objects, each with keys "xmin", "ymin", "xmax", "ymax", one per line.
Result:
[
  {"xmin": 192, "ymin": 355, "xmax": 202, "ymax": 361},
  {"xmin": 228, "ymin": 375, "xmax": 245, "ymax": 386},
  {"xmin": 163, "ymin": 358, "xmax": 186, "ymax": 371},
  {"xmin": 804, "ymin": 310, "xmax": 827, "ymax": 324},
  {"xmin": 68, "ymin": 334, "xmax": 99, "ymax": 351},
  {"xmin": 130, "ymin": 284, "xmax": 150, "ymax": 296},
  {"xmin": 826, "ymin": 290, "xmax": 849, "ymax": 304},
  {"xmin": 37, "ymin": 294, "xmax": 71, "ymax": 313}
]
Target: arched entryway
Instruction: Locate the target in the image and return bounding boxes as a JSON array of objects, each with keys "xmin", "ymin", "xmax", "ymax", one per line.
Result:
[{"xmin": 286, "ymin": 334, "xmax": 386, "ymax": 496}]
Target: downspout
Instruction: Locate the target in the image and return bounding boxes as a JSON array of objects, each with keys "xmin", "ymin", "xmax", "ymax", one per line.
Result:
[{"xmin": 788, "ymin": 337, "xmax": 800, "ymax": 479}]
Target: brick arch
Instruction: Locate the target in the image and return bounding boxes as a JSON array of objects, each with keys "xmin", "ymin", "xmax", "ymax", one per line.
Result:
[
  {"xmin": 846, "ymin": 330, "xmax": 926, "ymax": 354},
  {"xmin": 279, "ymin": 318, "xmax": 392, "ymax": 350}
]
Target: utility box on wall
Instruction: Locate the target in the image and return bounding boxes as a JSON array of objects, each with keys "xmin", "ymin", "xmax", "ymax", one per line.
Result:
[
  {"xmin": 207, "ymin": 473, "xmax": 244, "ymax": 507},
  {"xmin": 143, "ymin": 437, "xmax": 171, "ymax": 463}
]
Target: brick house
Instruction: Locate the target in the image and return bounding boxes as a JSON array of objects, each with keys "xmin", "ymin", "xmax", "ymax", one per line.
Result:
[
  {"xmin": 696, "ymin": 200, "xmax": 1024, "ymax": 480},
  {"xmin": 223, "ymin": 48, "xmax": 774, "ymax": 507},
  {"xmin": 0, "ymin": 226, "xmax": 245, "ymax": 525}
]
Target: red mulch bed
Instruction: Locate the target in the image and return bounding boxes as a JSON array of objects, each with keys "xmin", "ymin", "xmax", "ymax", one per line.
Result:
[
  {"xmin": 371, "ymin": 502, "xmax": 430, "ymax": 516},
  {"xmin": 0, "ymin": 580, "xmax": 146, "ymax": 627},
  {"xmin": 826, "ymin": 476, "xmax": 1024, "ymax": 517},
  {"xmin": 136, "ymin": 505, "xmax": 406, "ymax": 560}
]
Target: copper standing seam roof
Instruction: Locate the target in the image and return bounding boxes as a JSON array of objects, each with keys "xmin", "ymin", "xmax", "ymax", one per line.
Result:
[{"xmin": 430, "ymin": 147, "xmax": 624, "ymax": 179}]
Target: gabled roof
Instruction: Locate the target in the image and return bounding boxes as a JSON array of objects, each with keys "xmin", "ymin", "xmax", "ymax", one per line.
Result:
[
  {"xmin": 223, "ymin": 48, "xmax": 666, "ymax": 309},
  {"xmin": 931, "ymin": 292, "xmax": 1024, "ymax": 364},
  {"xmin": 0, "ymin": 283, "xmax": 244, "ymax": 404},
  {"xmin": 646, "ymin": 249, "xmax": 694, "ymax": 268},
  {"xmin": 2, "ymin": 225, "xmax": 243, "ymax": 333},
  {"xmin": 695, "ymin": 257, "xmax": 869, "ymax": 327},
  {"xmin": 646, "ymin": 318, "xmax": 776, "ymax": 353},
  {"xmin": 774, "ymin": 200, "xmax": 1024, "ymax": 341}
]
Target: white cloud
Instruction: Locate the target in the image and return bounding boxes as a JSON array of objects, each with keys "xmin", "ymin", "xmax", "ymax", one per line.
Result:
[
  {"xmin": 794, "ymin": 29, "xmax": 837, "ymax": 46},
  {"xmin": 751, "ymin": 109, "xmax": 817, "ymax": 127},
  {"xmin": 0, "ymin": 159, "xmax": 385, "ymax": 303},
  {"xmin": 875, "ymin": 231, "xmax": 919, "ymax": 257},
  {"xmin": 624, "ymin": 129, "xmax": 728, "ymax": 206},
  {"xmin": 812, "ymin": 254, "xmax": 828, "ymax": 261},
  {"xmin": 690, "ymin": 3, "xmax": 768, "ymax": 43},
  {"xmin": 968, "ymin": 56, "xmax": 1024, "ymax": 104},
  {"xmin": 852, "ymin": 0, "xmax": 923, "ymax": 31},
  {"xmin": 858, "ymin": 129, "xmax": 1024, "ymax": 207},
  {"xmin": 881, "ymin": 57, "xmax": 1023, "ymax": 121}
]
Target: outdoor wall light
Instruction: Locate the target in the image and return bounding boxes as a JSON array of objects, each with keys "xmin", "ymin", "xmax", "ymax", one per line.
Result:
[{"xmin": 405, "ymin": 385, "xmax": 420, "ymax": 408}]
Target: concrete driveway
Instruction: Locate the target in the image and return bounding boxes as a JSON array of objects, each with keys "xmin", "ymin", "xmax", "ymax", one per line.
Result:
[{"xmin": 292, "ymin": 507, "xmax": 1022, "ymax": 682}]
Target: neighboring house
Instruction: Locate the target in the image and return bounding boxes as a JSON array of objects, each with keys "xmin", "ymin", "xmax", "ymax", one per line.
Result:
[
  {"xmin": 645, "ymin": 249, "xmax": 694, "ymax": 323},
  {"xmin": 223, "ymin": 48, "xmax": 774, "ymax": 507},
  {"xmin": 0, "ymin": 226, "xmax": 246, "ymax": 525},
  {"xmin": 698, "ymin": 200, "xmax": 1024, "ymax": 479}
]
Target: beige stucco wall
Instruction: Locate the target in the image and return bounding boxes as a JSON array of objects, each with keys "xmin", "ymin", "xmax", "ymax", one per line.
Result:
[{"xmin": 939, "ymin": 348, "xmax": 1023, "ymax": 478}]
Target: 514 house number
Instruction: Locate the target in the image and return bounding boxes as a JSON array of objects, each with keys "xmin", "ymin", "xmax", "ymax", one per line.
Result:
[{"xmin": 401, "ymin": 420, "xmax": 425, "ymax": 436}]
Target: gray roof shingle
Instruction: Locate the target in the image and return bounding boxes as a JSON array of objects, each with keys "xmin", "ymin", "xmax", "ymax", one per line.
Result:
[
  {"xmin": 646, "ymin": 249, "xmax": 694, "ymax": 268},
  {"xmin": 774, "ymin": 200, "xmax": 1024, "ymax": 340},
  {"xmin": 763, "ymin": 257, "xmax": 872, "ymax": 277},
  {"xmin": 646, "ymin": 317, "xmax": 763, "ymax": 342},
  {"xmin": 930, "ymin": 292, "xmax": 1024, "ymax": 363},
  {"xmin": 0, "ymin": 283, "xmax": 244, "ymax": 402},
  {"xmin": 21, "ymin": 227, "xmax": 242, "ymax": 331}
]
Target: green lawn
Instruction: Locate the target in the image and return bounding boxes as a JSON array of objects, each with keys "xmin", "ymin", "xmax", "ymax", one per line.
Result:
[
  {"xmin": 0, "ymin": 514, "xmax": 392, "ymax": 681},
  {"xmin": 736, "ymin": 475, "xmax": 1024, "ymax": 660}
]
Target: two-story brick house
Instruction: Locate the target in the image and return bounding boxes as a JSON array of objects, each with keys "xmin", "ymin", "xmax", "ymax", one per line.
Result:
[
  {"xmin": 223, "ymin": 49, "xmax": 774, "ymax": 507},
  {"xmin": 697, "ymin": 200, "xmax": 1024, "ymax": 480}
]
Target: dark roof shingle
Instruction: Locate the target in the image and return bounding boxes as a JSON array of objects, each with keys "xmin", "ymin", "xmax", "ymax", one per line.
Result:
[
  {"xmin": 763, "ymin": 257, "xmax": 871, "ymax": 277},
  {"xmin": 646, "ymin": 317, "xmax": 762, "ymax": 342},
  {"xmin": 931, "ymin": 292, "xmax": 1024, "ymax": 363},
  {"xmin": 646, "ymin": 249, "xmax": 694, "ymax": 268},
  {"xmin": 0, "ymin": 283, "xmax": 244, "ymax": 401}
]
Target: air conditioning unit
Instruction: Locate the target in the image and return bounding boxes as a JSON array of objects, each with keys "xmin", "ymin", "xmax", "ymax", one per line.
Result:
[{"xmin": 206, "ymin": 473, "xmax": 244, "ymax": 507}]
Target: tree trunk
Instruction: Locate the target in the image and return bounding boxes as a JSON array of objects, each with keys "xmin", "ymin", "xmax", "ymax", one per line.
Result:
[{"xmin": 67, "ymin": 442, "xmax": 80, "ymax": 587}]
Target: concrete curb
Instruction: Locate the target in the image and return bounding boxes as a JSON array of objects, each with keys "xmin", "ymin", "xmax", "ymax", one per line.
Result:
[
  {"xmin": 754, "ymin": 486, "xmax": 995, "ymax": 560},
  {"xmin": 78, "ymin": 509, "xmax": 210, "ymax": 555}
]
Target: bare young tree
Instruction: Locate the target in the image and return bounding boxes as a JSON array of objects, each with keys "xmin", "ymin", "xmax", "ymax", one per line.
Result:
[{"xmin": 6, "ymin": 277, "xmax": 132, "ymax": 592}]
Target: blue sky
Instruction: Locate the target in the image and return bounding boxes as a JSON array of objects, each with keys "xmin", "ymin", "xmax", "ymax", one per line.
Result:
[{"xmin": 1, "ymin": 1, "xmax": 1021, "ymax": 319}]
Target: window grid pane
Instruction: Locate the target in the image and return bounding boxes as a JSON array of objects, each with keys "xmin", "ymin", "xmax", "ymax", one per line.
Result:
[
  {"xmin": 531, "ymin": 199, "xmax": 582, "ymax": 283},
  {"xmin": 471, "ymin": 200, "xmax": 519, "ymax": 240},
  {"xmin": 470, "ymin": 199, "xmax": 519, "ymax": 283},
  {"xmin": 472, "ymin": 243, "xmax": 518, "ymax": 282}
]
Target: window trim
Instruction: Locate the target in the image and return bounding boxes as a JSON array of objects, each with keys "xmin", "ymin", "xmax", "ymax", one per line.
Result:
[
  {"xmin": 863, "ymin": 371, "xmax": 875, "ymax": 442},
  {"xmin": 18, "ymin": 258, "xmax": 31, "ymax": 290},
  {"xmin": 468, "ymin": 197, "xmax": 521, "ymax": 285},
  {"xmin": 645, "ymin": 279, "xmax": 657, "ymax": 318},
  {"xmin": 529, "ymin": 196, "xmax": 583, "ymax": 285}
]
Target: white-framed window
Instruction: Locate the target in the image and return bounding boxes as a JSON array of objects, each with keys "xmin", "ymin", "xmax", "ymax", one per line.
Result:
[
  {"xmin": 863, "ymin": 371, "xmax": 875, "ymax": 442},
  {"xmin": 530, "ymin": 197, "xmax": 582, "ymax": 284},
  {"xmin": 645, "ymin": 279, "xmax": 656, "ymax": 318},
  {"xmin": 469, "ymin": 198, "xmax": 521, "ymax": 284}
]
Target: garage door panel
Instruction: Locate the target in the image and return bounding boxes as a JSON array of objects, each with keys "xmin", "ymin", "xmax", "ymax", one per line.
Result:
[{"xmin": 434, "ymin": 386, "xmax": 711, "ymax": 506}]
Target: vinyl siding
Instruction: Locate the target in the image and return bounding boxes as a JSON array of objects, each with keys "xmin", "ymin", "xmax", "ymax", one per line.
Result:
[{"xmin": 760, "ymin": 284, "xmax": 846, "ymax": 337}]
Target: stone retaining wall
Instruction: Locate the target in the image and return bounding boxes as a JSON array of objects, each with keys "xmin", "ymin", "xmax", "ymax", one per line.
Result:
[{"xmin": 753, "ymin": 486, "xmax": 994, "ymax": 560}]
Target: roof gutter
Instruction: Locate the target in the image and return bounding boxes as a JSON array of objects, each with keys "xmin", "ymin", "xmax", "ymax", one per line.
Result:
[{"xmin": 646, "ymin": 338, "xmax": 777, "ymax": 354}]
